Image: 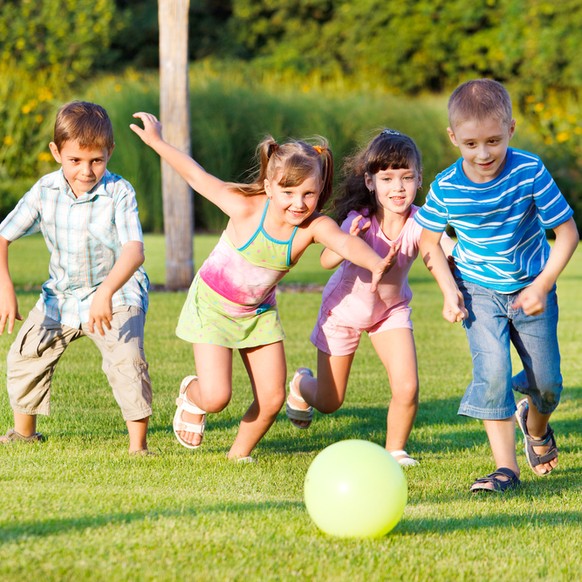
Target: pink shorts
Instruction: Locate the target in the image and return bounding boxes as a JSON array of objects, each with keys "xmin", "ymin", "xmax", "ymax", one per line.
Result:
[{"xmin": 310, "ymin": 304, "xmax": 413, "ymax": 356}]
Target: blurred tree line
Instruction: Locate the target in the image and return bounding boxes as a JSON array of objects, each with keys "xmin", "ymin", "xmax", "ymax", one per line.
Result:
[
  {"xmin": 2, "ymin": 0, "xmax": 581, "ymax": 98},
  {"xmin": 1, "ymin": 0, "xmax": 581, "ymax": 230}
]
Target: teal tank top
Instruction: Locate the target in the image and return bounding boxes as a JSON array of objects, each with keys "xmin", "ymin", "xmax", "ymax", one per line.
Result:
[{"xmin": 235, "ymin": 200, "xmax": 299, "ymax": 270}]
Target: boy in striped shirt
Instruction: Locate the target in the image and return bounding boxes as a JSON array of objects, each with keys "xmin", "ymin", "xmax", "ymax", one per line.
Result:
[
  {"xmin": 0, "ymin": 101, "xmax": 152, "ymax": 454},
  {"xmin": 415, "ymin": 79, "xmax": 578, "ymax": 492}
]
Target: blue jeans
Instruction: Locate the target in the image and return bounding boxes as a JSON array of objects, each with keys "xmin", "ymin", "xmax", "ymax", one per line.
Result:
[{"xmin": 457, "ymin": 280, "xmax": 562, "ymax": 420}]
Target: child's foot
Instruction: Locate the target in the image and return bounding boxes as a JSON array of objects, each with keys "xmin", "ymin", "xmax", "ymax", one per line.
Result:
[
  {"xmin": 515, "ymin": 399, "xmax": 558, "ymax": 476},
  {"xmin": 470, "ymin": 467, "xmax": 521, "ymax": 493},
  {"xmin": 390, "ymin": 450, "xmax": 419, "ymax": 467},
  {"xmin": 129, "ymin": 449, "xmax": 156, "ymax": 457},
  {"xmin": 173, "ymin": 376, "xmax": 206, "ymax": 449},
  {"xmin": 286, "ymin": 368, "xmax": 314, "ymax": 429},
  {"xmin": 0, "ymin": 429, "xmax": 43, "ymax": 443}
]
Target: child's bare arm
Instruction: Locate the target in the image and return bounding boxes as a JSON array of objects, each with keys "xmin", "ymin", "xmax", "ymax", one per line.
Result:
[
  {"xmin": 419, "ymin": 228, "xmax": 467, "ymax": 323},
  {"xmin": 88, "ymin": 241, "xmax": 145, "ymax": 335},
  {"xmin": 320, "ymin": 214, "xmax": 371, "ymax": 269},
  {"xmin": 311, "ymin": 216, "xmax": 395, "ymax": 292},
  {"xmin": 130, "ymin": 112, "xmax": 239, "ymax": 215},
  {"xmin": 512, "ymin": 217, "xmax": 579, "ymax": 315},
  {"xmin": 0, "ymin": 236, "xmax": 21, "ymax": 335}
]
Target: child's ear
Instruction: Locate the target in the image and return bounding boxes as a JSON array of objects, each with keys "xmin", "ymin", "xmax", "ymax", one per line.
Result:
[
  {"xmin": 107, "ymin": 143, "xmax": 115, "ymax": 160},
  {"xmin": 364, "ymin": 172, "xmax": 374, "ymax": 192},
  {"xmin": 447, "ymin": 127, "xmax": 458, "ymax": 147},
  {"xmin": 48, "ymin": 142, "xmax": 62, "ymax": 164},
  {"xmin": 264, "ymin": 179, "xmax": 271, "ymax": 198}
]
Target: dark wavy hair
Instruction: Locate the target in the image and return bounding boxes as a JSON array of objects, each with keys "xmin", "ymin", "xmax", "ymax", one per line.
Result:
[{"xmin": 331, "ymin": 129, "xmax": 422, "ymax": 223}]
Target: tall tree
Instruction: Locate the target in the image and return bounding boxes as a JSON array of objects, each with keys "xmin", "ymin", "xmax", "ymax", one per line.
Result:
[{"xmin": 158, "ymin": 0, "xmax": 194, "ymax": 289}]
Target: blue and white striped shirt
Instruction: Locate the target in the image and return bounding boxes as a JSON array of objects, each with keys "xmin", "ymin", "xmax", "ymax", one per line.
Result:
[
  {"xmin": 0, "ymin": 169, "xmax": 149, "ymax": 327},
  {"xmin": 415, "ymin": 148, "xmax": 573, "ymax": 292}
]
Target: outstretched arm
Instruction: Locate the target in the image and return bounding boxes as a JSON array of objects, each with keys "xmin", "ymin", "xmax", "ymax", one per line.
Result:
[
  {"xmin": 88, "ymin": 241, "xmax": 145, "ymax": 335},
  {"xmin": 320, "ymin": 214, "xmax": 371, "ymax": 270},
  {"xmin": 419, "ymin": 228, "xmax": 467, "ymax": 323},
  {"xmin": 512, "ymin": 217, "xmax": 579, "ymax": 315},
  {"xmin": 0, "ymin": 236, "xmax": 21, "ymax": 335},
  {"xmin": 130, "ymin": 112, "xmax": 236, "ymax": 214},
  {"xmin": 312, "ymin": 216, "xmax": 397, "ymax": 292}
]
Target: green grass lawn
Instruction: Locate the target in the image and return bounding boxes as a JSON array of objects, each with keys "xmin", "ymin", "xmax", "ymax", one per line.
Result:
[{"xmin": 1, "ymin": 234, "xmax": 581, "ymax": 581}]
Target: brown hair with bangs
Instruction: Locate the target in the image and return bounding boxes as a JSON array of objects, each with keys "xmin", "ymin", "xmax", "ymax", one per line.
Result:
[
  {"xmin": 233, "ymin": 135, "xmax": 334, "ymax": 211},
  {"xmin": 53, "ymin": 101, "xmax": 114, "ymax": 151}
]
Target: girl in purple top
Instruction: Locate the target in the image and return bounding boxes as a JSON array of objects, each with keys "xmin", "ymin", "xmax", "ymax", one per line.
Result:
[
  {"xmin": 131, "ymin": 113, "xmax": 393, "ymax": 461},
  {"xmin": 286, "ymin": 130, "xmax": 454, "ymax": 466}
]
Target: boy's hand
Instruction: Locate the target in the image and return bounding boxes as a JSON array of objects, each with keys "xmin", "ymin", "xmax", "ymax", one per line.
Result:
[
  {"xmin": 370, "ymin": 244, "xmax": 400, "ymax": 293},
  {"xmin": 512, "ymin": 284, "xmax": 547, "ymax": 316},
  {"xmin": 442, "ymin": 290, "xmax": 468, "ymax": 323},
  {"xmin": 88, "ymin": 288, "xmax": 113, "ymax": 336},
  {"xmin": 0, "ymin": 283, "xmax": 22, "ymax": 335},
  {"xmin": 129, "ymin": 112, "xmax": 163, "ymax": 146}
]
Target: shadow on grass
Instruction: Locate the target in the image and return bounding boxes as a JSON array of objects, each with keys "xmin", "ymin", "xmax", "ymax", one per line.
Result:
[
  {"xmin": 397, "ymin": 506, "xmax": 582, "ymax": 536},
  {"xmin": 0, "ymin": 500, "xmax": 303, "ymax": 546}
]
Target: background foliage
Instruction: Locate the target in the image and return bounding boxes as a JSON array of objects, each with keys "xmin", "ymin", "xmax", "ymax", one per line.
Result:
[{"xmin": 1, "ymin": 0, "xmax": 581, "ymax": 232}]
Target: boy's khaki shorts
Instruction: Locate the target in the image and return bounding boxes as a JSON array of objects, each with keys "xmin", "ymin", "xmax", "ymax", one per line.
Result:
[{"xmin": 6, "ymin": 306, "xmax": 152, "ymax": 421}]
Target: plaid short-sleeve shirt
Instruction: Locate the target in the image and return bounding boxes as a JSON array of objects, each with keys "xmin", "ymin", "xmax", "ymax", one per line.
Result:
[{"xmin": 0, "ymin": 169, "xmax": 149, "ymax": 327}]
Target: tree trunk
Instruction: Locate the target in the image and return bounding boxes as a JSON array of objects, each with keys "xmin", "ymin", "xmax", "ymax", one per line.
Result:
[{"xmin": 158, "ymin": 0, "xmax": 194, "ymax": 290}]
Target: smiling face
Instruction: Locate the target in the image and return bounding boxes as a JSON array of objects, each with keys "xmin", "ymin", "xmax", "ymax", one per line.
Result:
[
  {"xmin": 447, "ymin": 116, "xmax": 515, "ymax": 184},
  {"xmin": 365, "ymin": 166, "xmax": 420, "ymax": 218},
  {"xmin": 49, "ymin": 139, "xmax": 112, "ymax": 197},
  {"xmin": 264, "ymin": 170, "xmax": 322, "ymax": 226}
]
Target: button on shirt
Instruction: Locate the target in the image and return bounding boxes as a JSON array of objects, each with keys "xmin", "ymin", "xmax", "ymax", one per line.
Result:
[{"xmin": 0, "ymin": 169, "xmax": 149, "ymax": 327}]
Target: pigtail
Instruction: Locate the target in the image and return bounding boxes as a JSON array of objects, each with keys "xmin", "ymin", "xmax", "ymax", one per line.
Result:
[{"xmin": 314, "ymin": 142, "xmax": 334, "ymax": 211}]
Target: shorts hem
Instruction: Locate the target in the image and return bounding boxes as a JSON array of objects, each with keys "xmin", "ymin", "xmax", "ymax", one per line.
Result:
[
  {"xmin": 122, "ymin": 408, "xmax": 153, "ymax": 422},
  {"xmin": 458, "ymin": 404, "xmax": 516, "ymax": 420},
  {"xmin": 11, "ymin": 406, "xmax": 51, "ymax": 416}
]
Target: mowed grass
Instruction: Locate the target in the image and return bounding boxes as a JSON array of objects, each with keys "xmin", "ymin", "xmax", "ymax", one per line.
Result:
[{"xmin": 0, "ymin": 234, "xmax": 581, "ymax": 581}]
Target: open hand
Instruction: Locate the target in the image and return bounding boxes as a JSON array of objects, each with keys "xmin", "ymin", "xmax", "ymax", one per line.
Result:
[
  {"xmin": 370, "ymin": 243, "xmax": 400, "ymax": 292},
  {"xmin": 348, "ymin": 214, "xmax": 371, "ymax": 237},
  {"xmin": 129, "ymin": 112, "xmax": 163, "ymax": 146}
]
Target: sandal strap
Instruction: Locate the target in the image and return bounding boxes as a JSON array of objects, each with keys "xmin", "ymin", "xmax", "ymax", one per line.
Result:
[{"xmin": 174, "ymin": 419, "xmax": 205, "ymax": 435}]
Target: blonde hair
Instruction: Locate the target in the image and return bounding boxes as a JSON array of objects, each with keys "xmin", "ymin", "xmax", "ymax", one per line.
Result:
[
  {"xmin": 234, "ymin": 135, "xmax": 334, "ymax": 211},
  {"xmin": 448, "ymin": 79, "xmax": 513, "ymax": 129},
  {"xmin": 53, "ymin": 101, "xmax": 114, "ymax": 151}
]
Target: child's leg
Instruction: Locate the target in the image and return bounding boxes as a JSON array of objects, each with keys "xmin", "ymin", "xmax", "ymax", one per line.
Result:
[
  {"xmin": 175, "ymin": 343, "xmax": 235, "ymax": 448},
  {"xmin": 481, "ymin": 418, "xmax": 520, "ymax": 483},
  {"xmin": 228, "ymin": 341, "xmax": 287, "ymax": 459},
  {"xmin": 511, "ymin": 289, "xmax": 561, "ymax": 475},
  {"xmin": 2, "ymin": 308, "xmax": 77, "ymax": 441},
  {"xmin": 12, "ymin": 412, "xmax": 38, "ymax": 437},
  {"xmin": 85, "ymin": 307, "xmax": 152, "ymax": 452},
  {"xmin": 287, "ymin": 349, "xmax": 354, "ymax": 418},
  {"xmin": 370, "ymin": 328, "xmax": 418, "ymax": 454},
  {"xmin": 126, "ymin": 418, "xmax": 149, "ymax": 452}
]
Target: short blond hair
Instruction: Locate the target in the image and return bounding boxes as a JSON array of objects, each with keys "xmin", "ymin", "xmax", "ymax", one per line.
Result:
[{"xmin": 448, "ymin": 79, "xmax": 512, "ymax": 129}]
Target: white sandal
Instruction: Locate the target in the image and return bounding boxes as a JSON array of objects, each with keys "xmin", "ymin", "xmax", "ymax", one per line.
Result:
[
  {"xmin": 285, "ymin": 368, "xmax": 314, "ymax": 429},
  {"xmin": 390, "ymin": 450, "xmax": 419, "ymax": 467},
  {"xmin": 173, "ymin": 376, "xmax": 206, "ymax": 449}
]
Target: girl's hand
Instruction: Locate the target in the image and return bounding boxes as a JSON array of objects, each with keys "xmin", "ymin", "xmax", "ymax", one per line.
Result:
[
  {"xmin": 369, "ymin": 243, "xmax": 399, "ymax": 292},
  {"xmin": 348, "ymin": 214, "xmax": 371, "ymax": 237},
  {"xmin": 129, "ymin": 112, "xmax": 164, "ymax": 146}
]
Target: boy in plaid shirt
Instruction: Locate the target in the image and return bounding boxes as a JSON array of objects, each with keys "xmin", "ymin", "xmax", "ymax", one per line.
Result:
[{"xmin": 0, "ymin": 101, "xmax": 152, "ymax": 453}]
